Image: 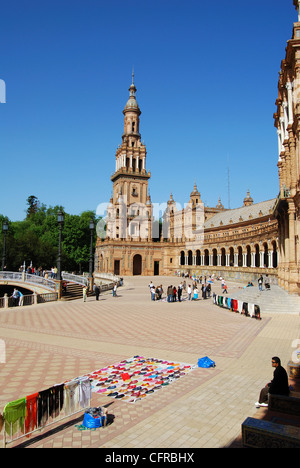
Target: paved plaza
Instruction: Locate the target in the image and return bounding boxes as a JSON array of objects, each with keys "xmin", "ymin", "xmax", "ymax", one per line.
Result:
[{"xmin": 0, "ymin": 276, "xmax": 299, "ymax": 448}]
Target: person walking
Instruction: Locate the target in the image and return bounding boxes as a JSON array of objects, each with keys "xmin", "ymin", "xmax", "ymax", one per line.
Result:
[
  {"xmin": 177, "ymin": 283, "xmax": 183, "ymax": 302},
  {"xmin": 167, "ymin": 285, "xmax": 173, "ymax": 302},
  {"xmin": 187, "ymin": 285, "xmax": 192, "ymax": 301},
  {"xmin": 83, "ymin": 286, "xmax": 88, "ymax": 302},
  {"xmin": 258, "ymin": 275, "xmax": 263, "ymax": 291},
  {"xmin": 201, "ymin": 283, "xmax": 207, "ymax": 300},
  {"xmin": 18, "ymin": 291, "xmax": 24, "ymax": 306},
  {"xmin": 94, "ymin": 285, "xmax": 100, "ymax": 300},
  {"xmin": 11, "ymin": 289, "xmax": 19, "ymax": 307}
]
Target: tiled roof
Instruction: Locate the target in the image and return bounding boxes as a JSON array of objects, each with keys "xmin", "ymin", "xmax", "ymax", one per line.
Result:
[{"xmin": 204, "ymin": 198, "xmax": 276, "ymax": 228}]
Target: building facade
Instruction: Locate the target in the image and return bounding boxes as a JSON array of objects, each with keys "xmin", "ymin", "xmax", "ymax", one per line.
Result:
[
  {"xmin": 95, "ymin": 75, "xmax": 279, "ymax": 286},
  {"xmin": 273, "ymin": 0, "xmax": 300, "ymax": 294}
]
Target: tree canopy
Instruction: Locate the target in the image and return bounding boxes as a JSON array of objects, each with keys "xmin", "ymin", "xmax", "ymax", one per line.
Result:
[{"xmin": 0, "ymin": 197, "xmax": 100, "ymax": 273}]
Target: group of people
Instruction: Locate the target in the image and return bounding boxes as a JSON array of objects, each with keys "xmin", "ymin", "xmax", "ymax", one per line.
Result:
[
  {"xmin": 83, "ymin": 282, "xmax": 118, "ymax": 302},
  {"xmin": 17, "ymin": 265, "xmax": 60, "ymax": 279},
  {"xmin": 148, "ymin": 279, "xmax": 214, "ymax": 302},
  {"xmin": 258, "ymin": 274, "xmax": 271, "ymax": 291}
]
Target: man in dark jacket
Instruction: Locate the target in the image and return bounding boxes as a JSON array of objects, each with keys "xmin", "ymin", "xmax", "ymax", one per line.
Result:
[{"xmin": 256, "ymin": 356, "xmax": 289, "ymax": 407}]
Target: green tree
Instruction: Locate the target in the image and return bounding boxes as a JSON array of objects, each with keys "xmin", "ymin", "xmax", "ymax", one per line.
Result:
[
  {"xmin": 26, "ymin": 195, "xmax": 40, "ymax": 218},
  {"xmin": 0, "ymin": 199, "xmax": 100, "ymax": 272}
]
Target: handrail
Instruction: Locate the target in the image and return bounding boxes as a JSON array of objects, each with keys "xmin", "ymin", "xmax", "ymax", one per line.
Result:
[
  {"xmin": 61, "ymin": 272, "xmax": 89, "ymax": 286},
  {"xmin": 0, "ymin": 272, "xmax": 56, "ymax": 291},
  {"xmin": 94, "ymin": 272, "xmax": 120, "ymax": 283},
  {"xmin": 0, "ymin": 293, "xmax": 58, "ymax": 309}
]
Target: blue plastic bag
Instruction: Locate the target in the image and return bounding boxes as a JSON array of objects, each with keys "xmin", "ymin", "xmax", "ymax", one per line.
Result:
[
  {"xmin": 198, "ymin": 356, "xmax": 216, "ymax": 368},
  {"xmin": 83, "ymin": 412, "xmax": 103, "ymax": 429}
]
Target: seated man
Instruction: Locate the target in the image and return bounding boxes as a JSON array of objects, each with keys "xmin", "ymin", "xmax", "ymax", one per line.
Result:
[{"xmin": 256, "ymin": 356, "xmax": 290, "ymax": 407}]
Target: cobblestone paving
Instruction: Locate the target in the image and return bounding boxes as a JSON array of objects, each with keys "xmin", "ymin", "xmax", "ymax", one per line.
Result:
[{"xmin": 0, "ymin": 276, "xmax": 299, "ymax": 448}]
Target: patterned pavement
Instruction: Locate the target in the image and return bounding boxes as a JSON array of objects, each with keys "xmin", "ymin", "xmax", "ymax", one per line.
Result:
[{"xmin": 0, "ymin": 275, "xmax": 299, "ymax": 448}]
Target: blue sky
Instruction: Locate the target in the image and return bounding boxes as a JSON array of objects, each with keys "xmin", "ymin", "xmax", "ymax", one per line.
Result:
[{"xmin": 0, "ymin": 0, "xmax": 297, "ymax": 221}]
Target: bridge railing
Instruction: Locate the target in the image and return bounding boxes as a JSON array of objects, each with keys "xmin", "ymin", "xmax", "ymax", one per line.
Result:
[
  {"xmin": 0, "ymin": 272, "xmax": 56, "ymax": 291},
  {"xmin": 61, "ymin": 272, "xmax": 89, "ymax": 287},
  {"xmin": 0, "ymin": 292, "xmax": 58, "ymax": 309}
]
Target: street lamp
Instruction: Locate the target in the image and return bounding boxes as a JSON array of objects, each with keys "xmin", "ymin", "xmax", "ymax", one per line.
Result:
[
  {"xmin": 2, "ymin": 221, "xmax": 8, "ymax": 271},
  {"xmin": 89, "ymin": 218, "xmax": 95, "ymax": 278},
  {"xmin": 57, "ymin": 211, "xmax": 65, "ymax": 281}
]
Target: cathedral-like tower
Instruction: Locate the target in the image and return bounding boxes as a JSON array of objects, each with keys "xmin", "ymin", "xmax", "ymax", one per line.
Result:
[
  {"xmin": 106, "ymin": 74, "xmax": 152, "ymax": 241},
  {"xmin": 111, "ymin": 73, "xmax": 151, "ymax": 207}
]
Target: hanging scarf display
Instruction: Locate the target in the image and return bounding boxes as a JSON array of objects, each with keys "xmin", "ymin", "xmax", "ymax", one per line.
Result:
[
  {"xmin": 25, "ymin": 392, "xmax": 39, "ymax": 435},
  {"xmin": 64, "ymin": 380, "xmax": 80, "ymax": 415},
  {"xmin": 3, "ymin": 398, "xmax": 26, "ymax": 436}
]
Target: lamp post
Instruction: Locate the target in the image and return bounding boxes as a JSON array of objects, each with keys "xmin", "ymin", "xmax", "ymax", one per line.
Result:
[
  {"xmin": 89, "ymin": 218, "xmax": 95, "ymax": 279},
  {"xmin": 57, "ymin": 211, "xmax": 65, "ymax": 282},
  {"xmin": 2, "ymin": 221, "xmax": 8, "ymax": 271}
]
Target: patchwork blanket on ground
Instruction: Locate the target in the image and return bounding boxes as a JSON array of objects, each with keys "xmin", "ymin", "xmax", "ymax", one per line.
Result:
[{"xmin": 87, "ymin": 356, "xmax": 197, "ymax": 403}]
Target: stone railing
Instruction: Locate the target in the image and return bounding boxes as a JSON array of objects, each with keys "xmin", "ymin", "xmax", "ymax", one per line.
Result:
[{"xmin": 0, "ymin": 271, "xmax": 56, "ymax": 291}]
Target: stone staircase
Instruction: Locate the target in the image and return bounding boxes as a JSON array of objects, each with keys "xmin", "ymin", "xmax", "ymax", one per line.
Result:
[
  {"xmin": 229, "ymin": 284, "xmax": 300, "ymax": 315},
  {"xmin": 61, "ymin": 282, "xmax": 90, "ymax": 301}
]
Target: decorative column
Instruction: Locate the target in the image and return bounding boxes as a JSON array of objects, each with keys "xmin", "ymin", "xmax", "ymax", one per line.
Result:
[
  {"xmin": 280, "ymin": 117, "xmax": 286, "ymax": 143},
  {"xmin": 283, "ymin": 102, "xmax": 289, "ymax": 140},
  {"xmin": 288, "ymin": 202, "xmax": 296, "ymax": 264},
  {"xmin": 259, "ymin": 251, "xmax": 264, "ymax": 268},
  {"xmin": 268, "ymin": 251, "xmax": 273, "ymax": 269},
  {"xmin": 295, "ymin": 0, "xmax": 300, "ymax": 22},
  {"xmin": 277, "ymin": 129, "xmax": 283, "ymax": 159},
  {"xmin": 286, "ymin": 82, "xmax": 294, "ymax": 125}
]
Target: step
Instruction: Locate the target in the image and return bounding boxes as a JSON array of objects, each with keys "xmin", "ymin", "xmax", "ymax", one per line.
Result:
[
  {"xmin": 61, "ymin": 283, "xmax": 91, "ymax": 301},
  {"xmin": 227, "ymin": 285, "xmax": 300, "ymax": 314}
]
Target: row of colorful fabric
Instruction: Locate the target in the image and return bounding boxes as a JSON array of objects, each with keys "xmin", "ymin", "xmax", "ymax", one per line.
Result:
[
  {"xmin": 0, "ymin": 376, "xmax": 92, "ymax": 440},
  {"xmin": 213, "ymin": 293, "xmax": 261, "ymax": 320}
]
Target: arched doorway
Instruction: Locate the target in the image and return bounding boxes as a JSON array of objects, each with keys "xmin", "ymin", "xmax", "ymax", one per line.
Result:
[
  {"xmin": 133, "ymin": 254, "xmax": 142, "ymax": 275},
  {"xmin": 204, "ymin": 249, "xmax": 209, "ymax": 266},
  {"xmin": 212, "ymin": 249, "xmax": 217, "ymax": 266},
  {"xmin": 254, "ymin": 244, "xmax": 260, "ymax": 267},
  {"xmin": 180, "ymin": 251, "xmax": 185, "ymax": 266},
  {"xmin": 238, "ymin": 246, "xmax": 243, "ymax": 267},
  {"xmin": 272, "ymin": 240, "xmax": 278, "ymax": 268},
  {"xmin": 221, "ymin": 248, "xmax": 226, "ymax": 267},
  {"xmin": 246, "ymin": 245, "xmax": 251, "ymax": 267},
  {"xmin": 229, "ymin": 247, "xmax": 234, "ymax": 266},
  {"xmin": 263, "ymin": 242, "xmax": 269, "ymax": 268}
]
